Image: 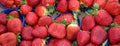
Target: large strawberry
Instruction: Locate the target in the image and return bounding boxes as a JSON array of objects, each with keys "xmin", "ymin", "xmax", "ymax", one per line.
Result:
[
  {"xmin": 32, "ymin": 38, "xmax": 46, "ymax": 46},
  {"xmin": 56, "ymin": 39, "xmax": 72, "ymax": 46},
  {"xmin": 114, "ymin": 15, "xmax": 120, "ymax": 25},
  {"xmin": 8, "ymin": 10, "xmax": 19, "ymax": 17},
  {"xmin": 0, "ymin": 24, "xmax": 6, "ymax": 35},
  {"xmin": 20, "ymin": 4, "xmax": 32, "ymax": 15},
  {"xmin": 82, "ymin": 15, "xmax": 95, "ymax": 31},
  {"xmin": 77, "ymin": 31, "xmax": 90, "ymax": 46},
  {"xmin": 27, "ymin": 0, "xmax": 40, "ymax": 7},
  {"xmin": 93, "ymin": 0, "xmax": 107, "ymax": 8},
  {"xmin": 0, "ymin": 13, "xmax": 7, "ymax": 25},
  {"xmin": 48, "ymin": 23, "xmax": 66, "ymax": 39},
  {"xmin": 0, "ymin": 32, "xmax": 17, "ymax": 46},
  {"xmin": 80, "ymin": 0, "xmax": 94, "ymax": 6},
  {"xmin": 68, "ymin": 0, "xmax": 80, "ymax": 11},
  {"xmin": 20, "ymin": 40, "xmax": 32, "ymax": 46},
  {"xmin": 91, "ymin": 25, "xmax": 107, "ymax": 45},
  {"xmin": 95, "ymin": 9, "xmax": 113, "ymax": 26}
]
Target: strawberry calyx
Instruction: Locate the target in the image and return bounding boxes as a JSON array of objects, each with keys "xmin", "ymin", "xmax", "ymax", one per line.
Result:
[
  {"xmin": 44, "ymin": 10, "xmax": 50, "ymax": 16},
  {"xmin": 46, "ymin": 4, "xmax": 55, "ymax": 13},
  {"xmin": 73, "ymin": 10, "xmax": 80, "ymax": 20},
  {"xmin": 103, "ymin": 26, "xmax": 110, "ymax": 31},
  {"xmin": 42, "ymin": 37, "xmax": 50, "ymax": 46},
  {"xmin": 72, "ymin": 41, "xmax": 78, "ymax": 46},
  {"xmin": 17, "ymin": 33, "xmax": 21, "ymax": 43},
  {"xmin": 20, "ymin": 0, "xmax": 27, "ymax": 5},
  {"xmin": 110, "ymin": 23, "xmax": 120, "ymax": 27},
  {"xmin": 6, "ymin": 14, "xmax": 18, "ymax": 20}
]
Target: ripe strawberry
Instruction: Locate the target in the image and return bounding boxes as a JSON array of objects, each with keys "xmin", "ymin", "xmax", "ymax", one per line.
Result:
[
  {"xmin": 35, "ymin": 6, "xmax": 49, "ymax": 17},
  {"xmin": 0, "ymin": 24, "xmax": 6, "ymax": 35},
  {"xmin": 86, "ymin": 42, "xmax": 98, "ymax": 46},
  {"xmin": 7, "ymin": 18, "xmax": 22, "ymax": 34},
  {"xmin": 0, "ymin": 32, "xmax": 17, "ymax": 46},
  {"xmin": 0, "ymin": 13, "xmax": 7, "ymax": 25},
  {"xmin": 27, "ymin": 0, "xmax": 40, "ymax": 7},
  {"xmin": 41, "ymin": 0, "xmax": 55, "ymax": 6},
  {"xmin": 68, "ymin": 0, "xmax": 80, "ymax": 11},
  {"xmin": 48, "ymin": 23, "xmax": 66, "ymax": 39},
  {"xmin": 95, "ymin": 9, "xmax": 113, "ymax": 26},
  {"xmin": 0, "ymin": 0, "xmax": 14, "ymax": 8},
  {"xmin": 48, "ymin": 39, "xmax": 58, "ymax": 46},
  {"xmin": 93, "ymin": 0, "xmax": 107, "ymax": 8},
  {"xmin": 21, "ymin": 26, "xmax": 33, "ymax": 40},
  {"xmin": 80, "ymin": 0, "xmax": 94, "ymax": 6},
  {"xmin": 38, "ymin": 16, "xmax": 52, "ymax": 26},
  {"xmin": 77, "ymin": 31, "xmax": 90, "ymax": 46},
  {"xmin": 14, "ymin": 0, "xmax": 21, "ymax": 5},
  {"xmin": 26, "ymin": 12, "xmax": 38, "ymax": 25},
  {"xmin": 82, "ymin": 15, "xmax": 95, "ymax": 31},
  {"xmin": 8, "ymin": 10, "xmax": 19, "ymax": 17},
  {"xmin": 32, "ymin": 26, "xmax": 48, "ymax": 38},
  {"xmin": 56, "ymin": 13, "xmax": 75, "ymax": 24},
  {"xmin": 91, "ymin": 25, "xmax": 107, "ymax": 45},
  {"xmin": 57, "ymin": 0, "xmax": 68, "ymax": 13},
  {"xmin": 20, "ymin": 4, "xmax": 32, "ymax": 15},
  {"xmin": 114, "ymin": 15, "xmax": 120, "ymax": 25},
  {"xmin": 56, "ymin": 39, "xmax": 72, "ymax": 46},
  {"xmin": 20, "ymin": 40, "xmax": 32, "ymax": 46},
  {"xmin": 32, "ymin": 38, "xmax": 46, "ymax": 46},
  {"xmin": 108, "ymin": 27, "xmax": 120, "ymax": 44}
]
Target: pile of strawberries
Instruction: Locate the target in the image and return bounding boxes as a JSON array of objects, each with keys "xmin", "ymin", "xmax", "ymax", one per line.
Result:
[{"xmin": 0, "ymin": 0, "xmax": 120, "ymax": 46}]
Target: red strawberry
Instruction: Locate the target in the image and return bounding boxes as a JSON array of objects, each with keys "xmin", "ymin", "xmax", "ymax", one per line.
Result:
[
  {"xmin": 0, "ymin": 13, "xmax": 7, "ymax": 25},
  {"xmin": 68, "ymin": 0, "xmax": 80, "ymax": 11},
  {"xmin": 56, "ymin": 13, "xmax": 75, "ymax": 24},
  {"xmin": 35, "ymin": 6, "xmax": 49, "ymax": 17},
  {"xmin": 66, "ymin": 22, "xmax": 80, "ymax": 40},
  {"xmin": 20, "ymin": 40, "xmax": 32, "ymax": 46},
  {"xmin": 20, "ymin": 4, "xmax": 32, "ymax": 15},
  {"xmin": 95, "ymin": 9, "xmax": 113, "ymax": 26},
  {"xmin": 8, "ymin": 10, "xmax": 19, "ymax": 17},
  {"xmin": 57, "ymin": 0, "xmax": 68, "ymax": 13},
  {"xmin": 93, "ymin": 0, "xmax": 107, "ymax": 8},
  {"xmin": 86, "ymin": 42, "xmax": 98, "ymax": 46},
  {"xmin": 0, "ymin": 24, "xmax": 6, "ymax": 35},
  {"xmin": 7, "ymin": 18, "xmax": 22, "ymax": 34},
  {"xmin": 77, "ymin": 31, "xmax": 90, "ymax": 46},
  {"xmin": 108, "ymin": 27, "xmax": 120, "ymax": 44},
  {"xmin": 48, "ymin": 23, "xmax": 66, "ymax": 39},
  {"xmin": 27, "ymin": 0, "xmax": 40, "ymax": 7},
  {"xmin": 14, "ymin": 0, "xmax": 21, "ymax": 5},
  {"xmin": 32, "ymin": 38, "xmax": 46, "ymax": 46},
  {"xmin": 21, "ymin": 26, "xmax": 33, "ymax": 40},
  {"xmin": 48, "ymin": 39, "xmax": 58, "ymax": 46},
  {"xmin": 80, "ymin": 0, "xmax": 94, "ymax": 6},
  {"xmin": 38, "ymin": 16, "xmax": 52, "ymax": 26},
  {"xmin": 114, "ymin": 15, "xmax": 120, "ymax": 25},
  {"xmin": 0, "ymin": 32, "xmax": 17, "ymax": 46},
  {"xmin": 82, "ymin": 15, "xmax": 95, "ymax": 31},
  {"xmin": 91, "ymin": 25, "xmax": 107, "ymax": 45},
  {"xmin": 56, "ymin": 39, "xmax": 72, "ymax": 46},
  {"xmin": 32, "ymin": 26, "xmax": 48, "ymax": 38},
  {"xmin": 26, "ymin": 12, "xmax": 38, "ymax": 25},
  {"xmin": 41, "ymin": 0, "xmax": 55, "ymax": 6},
  {"xmin": 0, "ymin": 0, "xmax": 14, "ymax": 8}
]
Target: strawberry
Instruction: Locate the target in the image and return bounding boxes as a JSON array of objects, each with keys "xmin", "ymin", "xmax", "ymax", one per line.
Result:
[
  {"xmin": 80, "ymin": 0, "xmax": 94, "ymax": 6},
  {"xmin": 93, "ymin": 0, "xmax": 107, "ymax": 8},
  {"xmin": 0, "ymin": 13, "xmax": 7, "ymax": 25},
  {"xmin": 7, "ymin": 18, "xmax": 22, "ymax": 34},
  {"xmin": 77, "ymin": 31, "xmax": 90, "ymax": 46},
  {"xmin": 26, "ymin": 12, "xmax": 38, "ymax": 25},
  {"xmin": 21, "ymin": 26, "xmax": 33, "ymax": 40},
  {"xmin": 48, "ymin": 23, "xmax": 66, "ymax": 39},
  {"xmin": 8, "ymin": 10, "xmax": 19, "ymax": 17},
  {"xmin": 20, "ymin": 40, "xmax": 32, "ymax": 46},
  {"xmin": 0, "ymin": 32, "xmax": 17, "ymax": 46},
  {"xmin": 56, "ymin": 13, "xmax": 75, "ymax": 24},
  {"xmin": 48, "ymin": 39, "xmax": 58, "ymax": 46},
  {"xmin": 35, "ymin": 6, "xmax": 49, "ymax": 17},
  {"xmin": 82, "ymin": 15, "xmax": 95, "ymax": 31},
  {"xmin": 56, "ymin": 39, "xmax": 72, "ymax": 46},
  {"xmin": 20, "ymin": 4, "xmax": 32, "ymax": 15},
  {"xmin": 95, "ymin": 9, "xmax": 113, "ymax": 26},
  {"xmin": 91, "ymin": 25, "xmax": 107, "ymax": 45},
  {"xmin": 0, "ymin": 24, "xmax": 6, "ymax": 35},
  {"xmin": 114, "ymin": 15, "xmax": 120, "ymax": 25},
  {"xmin": 86, "ymin": 42, "xmax": 98, "ymax": 46},
  {"xmin": 68, "ymin": 0, "xmax": 80, "ymax": 11},
  {"xmin": 14, "ymin": 0, "xmax": 21, "ymax": 6},
  {"xmin": 38, "ymin": 16, "xmax": 52, "ymax": 26},
  {"xmin": 27, "ymin": 0, "xmax": 40, "ymax": 7},
  {"xmin": 0, "ymin": 0, "xmax": 14, "ymax": 8},
  {"xmin": 57, "ymin": 0, "xmax": 68, "ymax": 13},
  {"xmin": 66, "ymin": 21, "xmax": 80, "ymax": 40},
  {"xmin": 41, "ymin": 0, "xmax": 55, "ymax": 6},
  {"xmin": 32, "ymin": 38, "xmax": 46, "ymax": 46},
  {"xmin": 32, "ymin": 26, "xmax": 48, "ymax": 38}
]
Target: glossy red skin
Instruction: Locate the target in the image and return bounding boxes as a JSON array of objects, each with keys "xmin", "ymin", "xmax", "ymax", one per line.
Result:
[
  {"xmin": 48, "ymin": 23, "xmax": 66, "ymax": 39},
  {"xmin": 0, "ymin": 13, "xmax": 6, "ymax": 25},
  {"xmin": 48, "ymin": 39, "xmax": 59, "ymax": 46},
  {"xmin": 20, "ymin": 40, "xmax": 32, "ymax": 46},
  {"xmin": 56, "ymin": 14, "xmax": 74, "ymax": 24},
  {"xmin": 8, "ymin": 10, "xmax": 19, "ymax": 17},
  {"xmin": 82, "ymin": 15, "xmax": 95, "ymax": 31},
  {"xmin": 21, "ymin": 26, "xmax": 33, "ymax": 40},
  {"xmin": 27, "ymin": 0, "xmax": 39, "ymax": 7},
  {"xmin": 80, "ymin": 0, "xmax": 93, "ymax": 6},
  {"xmin": 32, "ymin": 38, "xmax": 46, "ymax": 46},
  {"xmin": 94, "ymin": 0, "xmax": 107, "ymax": 8},
  {"xmin": 86, "ymin": 42, "xmax": 98, "ymax": 46},
  {"xmin": 26, "ymin": 12, "xmax": 38, "ymax": 25},
  {"xmin": 0, "ymin": 24, "xmax": 6, "ymax": 35},
  {"xmin": 38, "ymin": 16, "xmax": 52, "ymax": 26},
  {"xmin": 32, "ymin": 26, "xmax": 48, "ymax": 39},
  {"xmin": 95, "ymin": 9, "xmax": 113, "ymax": 26},
  {"xmin": 91, "ymin": 26, "xmax": 107, "ymax": 45},
  {"xmin": 77, "ymin": 31, "xmax": 90, "ymax": 46},
  {"xmin": 41, "ymin": 0, "xmax": 55, "ymax": 6},
  {"xmin": 56, "ymin": 39, "xmax": 72, "ymax": 46},
  {"xmin": 105, "ymin": 1, "xmax": 120, "ymax": 16},
  {"xmin": 20, "ymin": 4, "xmax": 32, "ymax": 15},
  {"xmin": 14, "ymin": 0, "xmax": 21, "ymax": 5},
  {"xmin": 57, "ymin": 0, "xmax": 68, "ymax": 13},
  {"xmin": 114, "ymin": 15, "xmax": 120, "ymax": 25},
  {"xmin": 108, "ymin": 27, "xmax": 120, "ymax": 44},
  {"xmin": 0, "ymin": 32, "xmax": 17, "ymax": 46},
  {"xmin": 7, "ymin": 18, "xmax": 22, "ymax": 34},
  {"xmin": 68, "ymin": 0, "xmax": 80, "ymax": 11},
  {"xmin": 0, "ymin": 0, "xmax": 14, "ymax": 8}
]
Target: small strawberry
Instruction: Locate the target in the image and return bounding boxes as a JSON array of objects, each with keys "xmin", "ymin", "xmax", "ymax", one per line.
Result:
[
  {"xmin": 27, "ymin": 0, "xmax": 40, "ymax": 7},
  {"xmin": 41, "ymin": 0, "xmax": 55, "ymax": 6},
  {"xmin": 26, "ymin": 12, "xmax": 38, "ymax": 25},
  {"xmin": 86, "ymin": 42, "xmax": 98, "ymax": 46},
  {"xmin": 32, "ymin": 38, "xmax": 46, "ymax": 46},
  {"xmin": 93, "ymin": 0, "xmax": 107, "ymax": 8},
  {"xmin": 80, "ymin": 0, "xmax": 94, "ymax": 6},
  {"xmin": 114, "ymin": 15, "xmax": 120, "ymax": 25},
  {"xmin": 56, "ymin": 39, "xmax": 72, "ymax": 46},
  {"xmin": 82, "ymin": 15, "xmax": 95, "ymax": 31},
  {"xmin": 95, "ymin": 9, "xmax": 113, "ymax": 26},
  {"xmin": 0, "ymin": 24, "xmax": 6, "ymax": 35},
  {"xmin": 48, "ymin": 23, "xmax": 66, "ymax": 39},
  {"xmin": 8, "ymin": 10, "xmax": 19, "ymax": 17},
  {"xmin": 20, "ymin": 40, "xmax": 32, "ymax": 46},
  {"xmin": 91, "ymin": 25, "xmax": 107, "ymax": 45},
  {"xmin": 68, "ymin": 0, "xmax": 80, "ymax": 11},
  {"xmin": 20, "ymin": 4, "xmax": 32, "ymax": 15},
  {"xmin": 77, "ymin": 31, "xmax": 90, "ymax": 46},
  {"xmin": 0, "ymin": 13, "xmax": 7, "ymax": 25}
]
